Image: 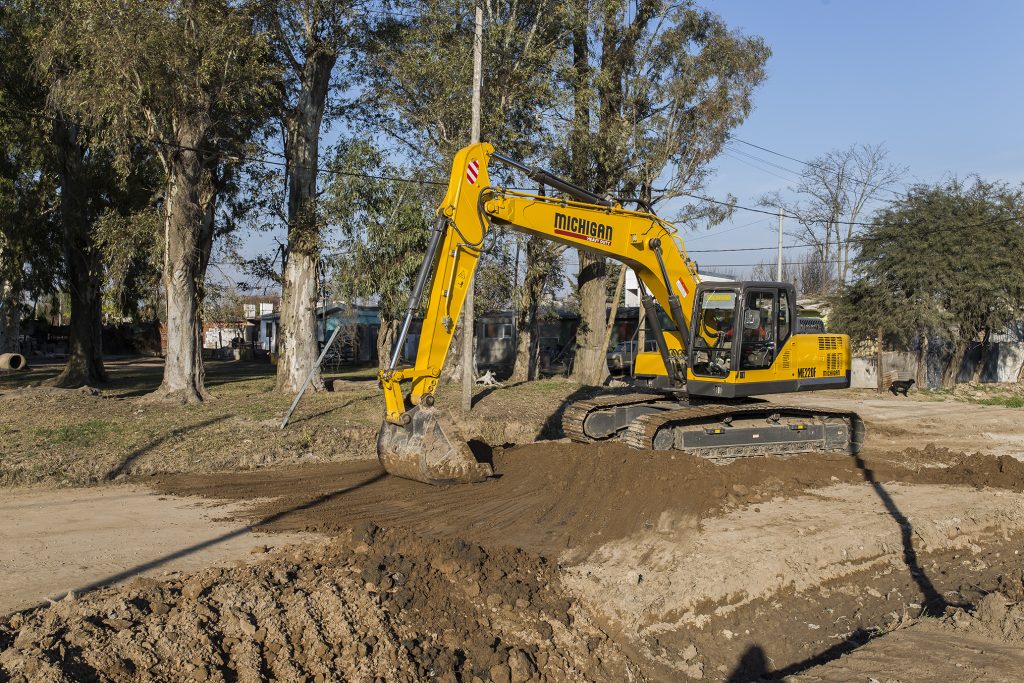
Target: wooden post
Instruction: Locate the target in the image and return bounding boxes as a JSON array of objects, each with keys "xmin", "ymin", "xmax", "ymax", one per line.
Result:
[{"xmin": 462, "ymin": 6, "xmax": 483, "ymax": 411}]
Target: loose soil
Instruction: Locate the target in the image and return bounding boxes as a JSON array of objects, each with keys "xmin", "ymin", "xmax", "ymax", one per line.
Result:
[
  {"xmin": 152, "ymin": 442, "xmax": 1024, "ymax": 561},
  {"xmin": 146, "ymin": 442, "xmax": 1024, "ymax": 680},
  {"xmin": 0, "ymin": 527, "xmax": 636, "ymax": 682},
  {"xmin": 4, "ymin": 361, "xmax": 1024, "ymax": 681},
  {"xmin": 795, "ymin": 588, "xmax": 1024, "ymax": 682}
]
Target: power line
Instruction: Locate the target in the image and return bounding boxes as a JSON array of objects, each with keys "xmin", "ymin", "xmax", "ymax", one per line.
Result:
[
  {"xmin": 6, "ymin": 102, "xmax": 1023, "ymax": 237},
  {"xmin": 720, "ymin": 146, "xmax": 803, "ymax": 185},
  {"xmin": 727, "ymin": 136, "xmax": 906, "ymax": 198},
  {"xmin": 689, "ymin": 244, "xmax": 803, "ymax": 254},
  {"xmin": 684, "ymin": 218, "xmax": 769, "ymax": 242}
]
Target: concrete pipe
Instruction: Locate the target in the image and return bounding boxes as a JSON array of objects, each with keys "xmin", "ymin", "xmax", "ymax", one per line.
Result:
[{"xmin": 0, "ymin": 353, "xmax": 26, "ymax": 371}]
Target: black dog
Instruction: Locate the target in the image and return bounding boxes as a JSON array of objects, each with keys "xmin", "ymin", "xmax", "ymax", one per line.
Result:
[{"xmin": 889, "ymin": 378, "xmax": 915, "ymax": 397}]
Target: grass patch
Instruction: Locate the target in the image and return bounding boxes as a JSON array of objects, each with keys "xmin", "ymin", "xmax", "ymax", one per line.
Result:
[
  {"xmin": 972, "ymin": 395, "xmax": 1024, "ymax": 409},
  {"xmin": 0, "ymin": 356, "xmax": 588, "ymax": 488},
  {"xmin": 34, "ymin": 419, "xmax": 114, "ymax": 447}
]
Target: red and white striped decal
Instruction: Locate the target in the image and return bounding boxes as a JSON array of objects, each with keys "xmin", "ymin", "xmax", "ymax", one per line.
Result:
[
  {"xmin": 676, "ymin": 277, "xmax": 689, "ymax": 298},
  {"xmin": 466, "ymin": 159, "xmax": 480, "ymax": 184}
]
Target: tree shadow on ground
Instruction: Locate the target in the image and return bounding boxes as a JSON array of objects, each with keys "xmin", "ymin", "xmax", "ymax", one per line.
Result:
[
  {"xmin": 724, "ymin": 448, "xmax": 951, "ymax": 680},
  {"xmin": 104, "ymin": 416, "xmax": 233, "ymax": 481},
  {"xmin": 283, "ymin": 395, "xmax": 377, "ymax": 426},
  {"xmin": 35, "ymin": 469, "xmax": 388, "ymax": 610},
  {"xmin": 850, "ymin": 452, "xmax": 949, "ymax": 615},
  {"xmin": 467, "ymin": 379, "xmax": 540, "ymax": 408},
  {"xmin": 203, "ymin": 361, "xmax": 276, "ymax": 388}
]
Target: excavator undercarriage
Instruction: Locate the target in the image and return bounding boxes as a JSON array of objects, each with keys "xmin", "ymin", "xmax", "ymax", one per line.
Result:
[{"xmin": 562, "ymin": 392, "xmax": 864, "ymax": 462}]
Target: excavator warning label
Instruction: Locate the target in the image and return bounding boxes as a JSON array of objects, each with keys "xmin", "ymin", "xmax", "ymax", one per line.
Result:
[
  {"xmin": 553, "ymin": 212, "xmax": 613, "ymax": 246},
  {"xmin": 466, "ymin": 159, "xmax": 480, "ymax": 184}
]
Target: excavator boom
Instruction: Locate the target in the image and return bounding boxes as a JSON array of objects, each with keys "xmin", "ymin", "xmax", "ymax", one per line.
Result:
[{"xmin": 377, "ymin": 143, "xmax": 700, "ymax": 483}]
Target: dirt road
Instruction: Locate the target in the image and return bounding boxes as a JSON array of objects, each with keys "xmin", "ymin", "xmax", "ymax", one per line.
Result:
[{"xmin": 0, "ymin": 486, "xmax": 311, "ymax": 614}]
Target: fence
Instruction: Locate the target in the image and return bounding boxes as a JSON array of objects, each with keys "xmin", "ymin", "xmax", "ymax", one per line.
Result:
[{"xmin": 852, "ymin": 341, "xmax": 1024, "ymax": 389}]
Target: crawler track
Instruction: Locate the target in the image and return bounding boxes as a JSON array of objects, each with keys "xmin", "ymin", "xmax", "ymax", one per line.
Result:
[
  {"xmin": 624, "ymin": 403, "xmax": 865, "ymax": 461},
  {"xmin": 561, "ymin": 391, "xmax": 667, "ymax": 442},
  {"xmin": 562, "ymin": 391, "xmax": 864, "ymax": 461}
]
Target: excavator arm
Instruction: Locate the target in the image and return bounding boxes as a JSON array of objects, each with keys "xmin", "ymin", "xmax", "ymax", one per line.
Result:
[{"xmin": 378, "ymin": 143, "xmax": 702, "ymax": 484}]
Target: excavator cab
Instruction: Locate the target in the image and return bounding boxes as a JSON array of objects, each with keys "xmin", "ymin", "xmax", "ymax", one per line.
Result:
[{"xmin": 689, "ymin": 282, "xmax": 793, "ymax": 378}]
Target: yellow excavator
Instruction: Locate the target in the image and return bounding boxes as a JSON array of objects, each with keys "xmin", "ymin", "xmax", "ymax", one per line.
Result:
[{"xmin": 377, "ymin": 143, "xmax": 864, "ymax": 484}]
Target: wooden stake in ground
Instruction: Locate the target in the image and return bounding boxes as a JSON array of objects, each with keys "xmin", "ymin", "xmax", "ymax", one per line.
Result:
[{"xmin": 461, "ymin": 6, "xmax": 483, "ymax": 412}]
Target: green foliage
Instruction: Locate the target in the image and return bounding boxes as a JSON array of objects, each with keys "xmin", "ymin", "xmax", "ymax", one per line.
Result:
[
  {"xmin": 38, "ymin": 0, "xmax": 279, "ymax": 165},
  {"xmin": 973, "ymin": 395, "xmax": 1024, "ymax": 409},
  {"xmin": 323, "ymin": 140, "xmax": 432, "ymax": 322},
  {"xmin": 0, "ymin": 2, "xmax": 61, "ymax": 308},
  {"xmin": 95, "ymin": 208, "xmax": 163, "ymax": 321},
  {"xmin": 360, "ymin": 0, "xmax": 567, "ymax": 169},
  {"xmin": 832, "ymin": 177, "xmax": 1024, "ymax": 349}
]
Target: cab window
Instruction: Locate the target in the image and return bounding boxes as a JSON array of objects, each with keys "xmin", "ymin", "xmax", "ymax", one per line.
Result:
[
  {"xmin": 740, "ymin": 290, "xmax": 776, "ymax": 370},
  {"xmin": 691, "ymin": 290, "xmax": 737, "ymax": 377}
]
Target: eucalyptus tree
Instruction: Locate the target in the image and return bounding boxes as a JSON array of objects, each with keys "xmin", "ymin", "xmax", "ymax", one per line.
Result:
[
  {"xmin": 0, "ymin": 2, "xmax": 60, "ymax": 354},
  {"xmin": 360, "ymin": 0, "xmax": 567, "ymax": 379},
  {"xmin": 40, "ymin": 0, "xmax": 278, "ymax": 401},
  {"xmin": 558, "ymin": 0, "xmax": 769, "ymax": 384},
  {"xmin": 322, "ymin": 140, "xmax": 432, "ymax": 367},
  {"xmin": 253, "ymin": 0, "xmax": 359, "ymax": 393}
]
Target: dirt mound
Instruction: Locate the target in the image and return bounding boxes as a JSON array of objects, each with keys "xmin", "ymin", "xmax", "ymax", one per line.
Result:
[
  {"xmin": 944, "ymin": 584, "xmax": 1024, "ymax": 644},
  {"xmin": 154, "ymin": 441, "xmax": 1024, "ymax": 562},
  {"xmin": 0, "ymin": 527, "xmax": 638, "ymax": 682}
]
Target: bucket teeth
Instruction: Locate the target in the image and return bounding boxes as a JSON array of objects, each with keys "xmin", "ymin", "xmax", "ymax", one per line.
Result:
[{"xmin": 377, "ymin": 406, "xmax": 493, "ymax": 485}]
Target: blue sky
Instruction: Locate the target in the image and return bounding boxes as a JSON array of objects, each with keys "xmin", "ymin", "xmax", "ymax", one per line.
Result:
[{"xmin": 684, "ymin": 0, "xmax": 1024, "ymax": 272}]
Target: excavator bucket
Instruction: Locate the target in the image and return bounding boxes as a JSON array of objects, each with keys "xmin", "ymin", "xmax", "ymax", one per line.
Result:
[{"xmin": 377, "ymin": 406, "xmax": 493, "ymax": 485}]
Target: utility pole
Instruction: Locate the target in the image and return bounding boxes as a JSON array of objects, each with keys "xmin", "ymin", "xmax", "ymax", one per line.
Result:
[
  {"xmin": 462, "ymin": 6, "xmax": 483, "ymax": 412},
  {"xmin": 776, "ymin": 207, "xmax": 784, "ymax": 281}
]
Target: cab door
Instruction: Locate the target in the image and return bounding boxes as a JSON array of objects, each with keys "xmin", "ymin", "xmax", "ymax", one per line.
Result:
[{"xmin": 737, "ymin": 287, "xmax": 791, "ymax": 371}]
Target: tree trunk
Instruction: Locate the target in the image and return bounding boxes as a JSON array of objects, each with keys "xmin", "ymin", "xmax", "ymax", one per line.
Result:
[
  {"xmin": 276, "ymin": 248, "xmax": 321, "ymax": 392},
  {"xmin": 875, "ymin": 327, "xmax": 884, "ymax": 393},
  {"xmin": 572, "ymin": 251, "xmax": 609, "ymax": 385},
  {"xmin": 376, "ymin": 319, "xmax": 398, "ymax": 371},
  {"xmin": 276, "ymin": 49, "xmax": 336, "ymax": 394},
  {"xmin": 511, "ymin": 238, "xmax": 559, "ymax": 382},
  {"xmin": 970, "ymin": 326, "xmax": 990, "ymax": 384},
  {"xmin": 150, "ymin": 124, "xmax": 215, "ymax": 403},
  {"xmin": 0, "ymin": 280, "xmax": 21, "ymax": 354},
  {"xmin": 51, "ymin": 117, "xmax": 107, "ymax": 388},
  {"xmin": 915, "ymin": 332, "xmax": 928, "ymax": 389},
  {"xmin": 943, "ymin": 339, "xmax": 969, "ymax": 390}
]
